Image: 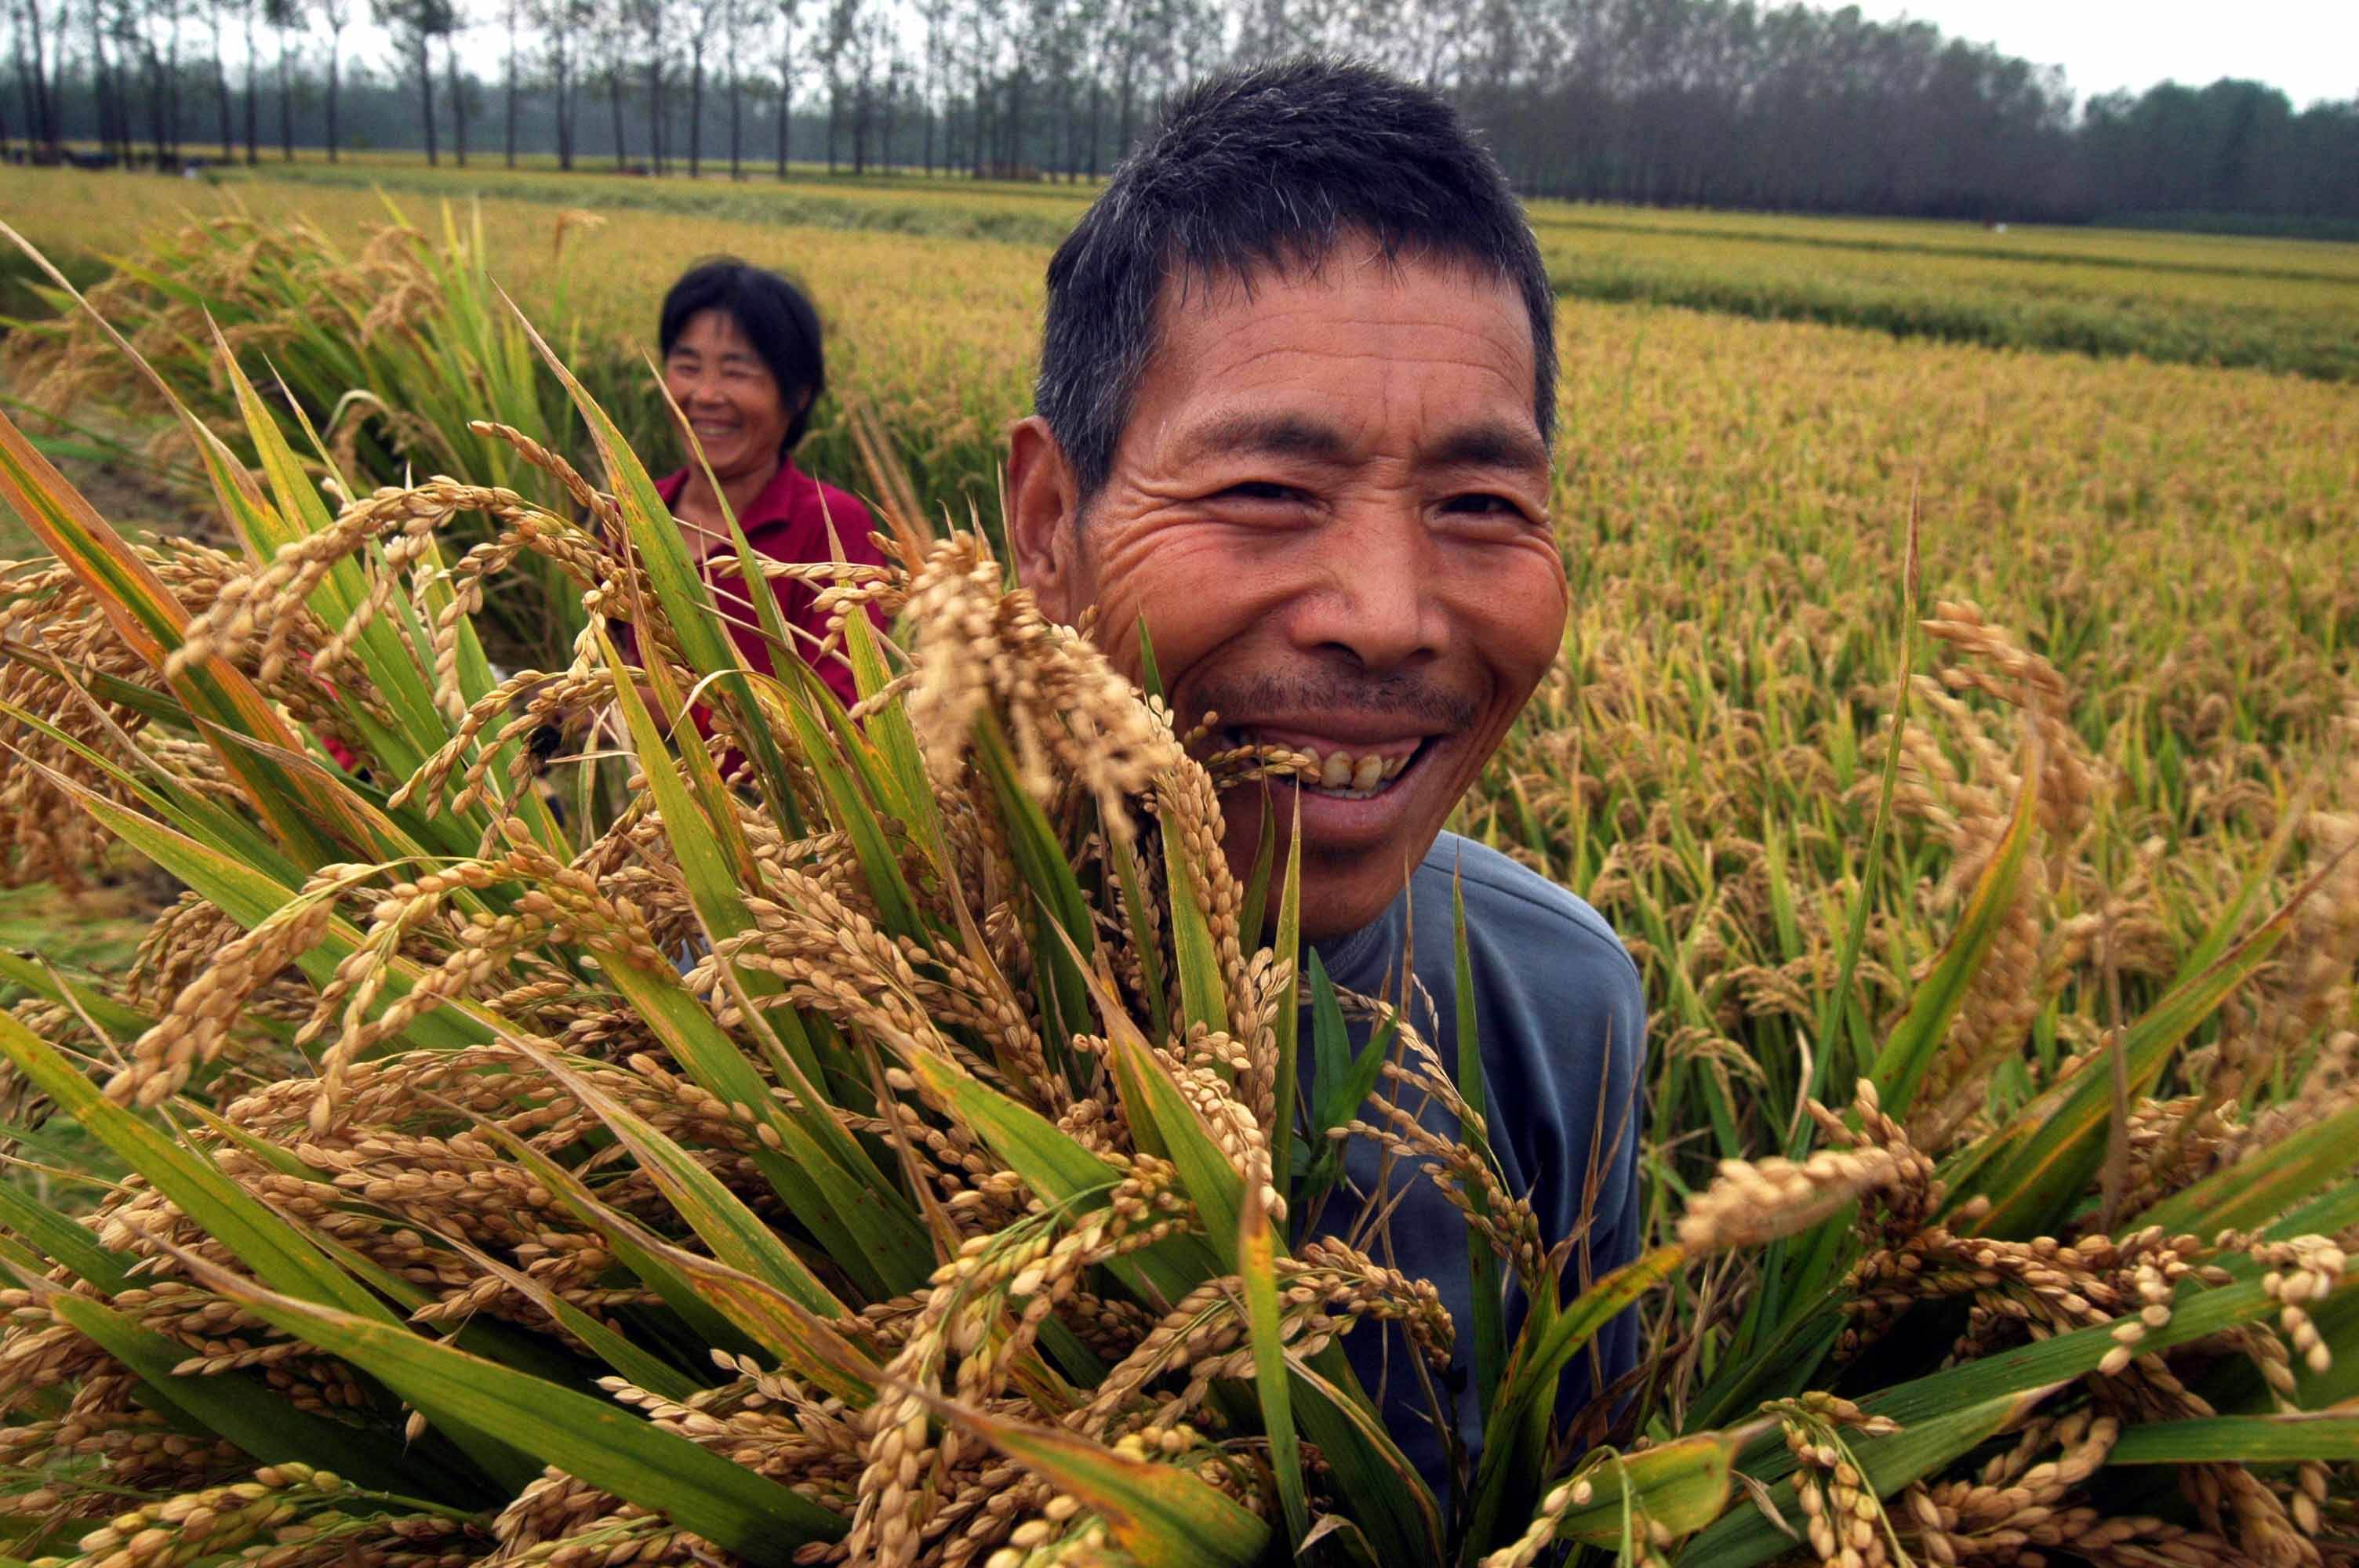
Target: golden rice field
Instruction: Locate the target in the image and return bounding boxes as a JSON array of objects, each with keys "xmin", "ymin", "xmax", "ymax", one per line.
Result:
[{"xmin": 0, "ymin": 161, "xmax": 2356, "ymax": 1567}]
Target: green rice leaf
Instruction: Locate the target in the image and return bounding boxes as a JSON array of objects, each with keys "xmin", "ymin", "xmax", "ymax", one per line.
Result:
[
  {"xmin": 437, "ymin": 1235, "xmax": 706, "ymax": 1406},
  {"xmin": 36, "ymin": 1286, "xmax": 463, "ymax": 1500},
  {"xmin": 1867, "ymin": 739, "xmax": 2040, "ymax": 1123},
  {"xmin": 0, "ymin": 1009, "xmax": 397, "ymax": 1327},
  {"xmin": 598, "ymin": 632, "xmax": 932, "ymax": 1297},
  {"xmin": 0, "ymin": 948, "xmax": 153, "ymax": 1045},
  {"xmin": 182, "ymin": 1263, "xmax": 845, "ymax": 1562},
  {"xmin": 1961, "ymin": 875, "xmax": 2304, "ymax": 1239},
  {"xmin": 493, "ymin": 1033, "xmax": 849, "ymax": 1322},
  {"xmin": 0, "ymin": 1179, "xmax": 136, "ymax": 1294},
  {"xmin": 926, "ymin": 1399, "xmax": 1270, "ymax": 1568},
  {"xmin": 1083, "ymin": 948, "xmax": 1245, "ymax": 1273},
  {"xmin": 1238, "ymin": 1185, "xmax": 1308, "ymax": 1547},
  {"xmin": 1285, "ymin": 1348, "xmax": 1446, "ymax": 1563},
  {"xmin": 896, "ymin": 1046, "xmax": 1219, "ymax": 1310},
  {"xmin": 1550, "ymin": 1430, "xmax": 1743, "ymax": 1547},
  {"xmin": 0, "ymin": 1009, "xmax": 541, "ymax": 1490},
  {"xmin": 1469, "ymin": 1247, "xmax": 1684, "ymax": 1552},
  {"xmin": 0, "ymin": 403, "xmax": 358, "ymax": 864},
  {"xmin": 467, "ymin": 1118, "xmax": 760, "ymax": 1368},
  {"xmin": 2104, "ymin": 1414, "xmax": 2359, "ymax": 1465},
  {"xmin": 60, "ymin": 789, "xmax": 490, "ymax": 1051},
  {"xmin": 1681, "ymin": 1391, "xmax": 2043, "ymax": 1567},
  {"xmin": 1269, "ymin": 797, "xmax": 1303, "ymax": 1218},
  {"xmin": 1156, "ymin": 800, "xmax": 1230, "ymax": 1040},
  {"xmin": 2134, "ymin": 1103, "xmax": 2359, "ymax": 1237},
  {"xmin": 1452, "ymin": 868, "xmax": 1507, "ymax": 1425}
]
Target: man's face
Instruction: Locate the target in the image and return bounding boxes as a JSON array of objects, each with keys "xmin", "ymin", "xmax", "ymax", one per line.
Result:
[{"xmin": 1009, "ymin": 246, "xmax": 1567, "ymax": 940}]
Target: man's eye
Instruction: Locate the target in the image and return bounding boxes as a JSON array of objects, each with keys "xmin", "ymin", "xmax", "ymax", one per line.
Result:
[
  {"xmin": 1443, "ymin": 493, "xmax": 1525, "ymax": 517},
  {"xmin": 1217, "ymin": 481, "xmax": 1305, "ymax": 504}
]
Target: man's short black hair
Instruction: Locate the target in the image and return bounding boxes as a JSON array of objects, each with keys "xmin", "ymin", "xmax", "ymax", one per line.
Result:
[
  {"xmin": 659, "ymin": 257, "xmax": 827, "ymax": 453},
  {"xmin": 1036, "ymin": 56, "xmax": 1557, "ymax": 499}
]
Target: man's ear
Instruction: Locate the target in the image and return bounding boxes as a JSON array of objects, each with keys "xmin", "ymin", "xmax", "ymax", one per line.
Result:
[{"xmin": 1006, "ymin": 416, "xmax": 1085, "ymax": 624}]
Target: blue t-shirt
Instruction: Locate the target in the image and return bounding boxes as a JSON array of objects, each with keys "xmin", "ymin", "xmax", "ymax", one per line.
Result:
[{"xmin": 1303, "ymin": 831, "xmax": 1646, "ymax": 1501}]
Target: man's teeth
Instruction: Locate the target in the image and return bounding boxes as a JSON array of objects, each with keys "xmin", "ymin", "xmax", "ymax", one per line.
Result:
[
  {"xmin": 1222, "ymin": 730, "xmax": 1416, "ymax": 797},
  {"xmin": 1297, "ymin": 746, "xmax": 1410, "ymax": 798}
]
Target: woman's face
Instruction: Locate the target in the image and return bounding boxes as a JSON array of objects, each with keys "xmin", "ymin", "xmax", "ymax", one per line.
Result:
[{"xmin": 662, "ymin": 308, "xmax": 798, "ymax": 483}]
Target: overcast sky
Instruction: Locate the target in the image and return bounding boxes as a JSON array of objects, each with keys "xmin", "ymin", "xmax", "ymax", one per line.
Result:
[{"xmin": 1847, "ymin": 1, "xmax": 2356, "ymax": 107}]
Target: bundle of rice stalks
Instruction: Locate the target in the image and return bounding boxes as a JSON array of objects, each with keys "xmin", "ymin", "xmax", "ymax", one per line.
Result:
[{"xmin": 0, "ymin": 251, "xmax": 2351, "ymax": 1568}]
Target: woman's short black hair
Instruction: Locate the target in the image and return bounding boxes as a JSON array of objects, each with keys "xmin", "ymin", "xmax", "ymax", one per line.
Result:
[{"xmin": 658, "ymin": 257, "xmax": 827, "ymax": 453}]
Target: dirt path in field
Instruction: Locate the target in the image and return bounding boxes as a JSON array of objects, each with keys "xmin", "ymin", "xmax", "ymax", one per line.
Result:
[{"xmin": 2, "ymin": 415, "xmax": 228, "ymax": 560}]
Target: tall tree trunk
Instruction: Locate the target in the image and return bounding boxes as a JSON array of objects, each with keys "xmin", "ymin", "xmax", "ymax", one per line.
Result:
[
  {"xmin": 448, "ymin": 38, "xmax": 466, "ymax": 164},
  {"xmin": 277, "ymin": 30, "xmax": 292, "ymax": 158},
  {"xmin": 165, "ymin": 21, "xmax": 182, "ymax": 159},
  {"xmin": 503, "ymin": 9, "xmax": 517, "ymax": 165},
  {"xmin": 144, "ymin": 42, "xmax": 169, "ymax": 163},
  {"xmin": 971, "ymin": 71, "xmax": 986, "ymax": 177},
  {"xmin": 169, "ymin": 24, "xmax": 184, "ymax": 157},
  {"xmin": 84, "ymin": 2, "xmax": 109, "ymax": 159},
  {"xmin": 608, "ymin": 67, "xmax": 626, "ymax": 169},
  {"xmin": 1005, "ymin": 70, "xmax": 1021, "ymax": 175},
  {"xmin": 823, "ymin": 78, "xmax": 835, "ymax": 171},
  {"xmin": 212, "ymin": 35, "xmax": 231, "ymax": 159},
  {"xmin": 142, "ymin": 43, "xmax": 167, "ymax": 162},
  {"xmin": 325, "ymin": 26, "xmax": 341, "ymax": 161},
  {"xmin": 687, "ymin": 47, "xmax": 700, "ymax": 174},
  {"xmin": 921, "ymin": 87, "xmax": 932, "ymax": 173},
  {"xmin": 554, "ymin": 54, "xmax": 572, "ymax": 168},
  {"xmin": 1085, "ymin": 74, "xmax": 1099, "ymax": 177},
  {"xmin": 726, "ymin": 62, "xmax": 740, "ymax": 176},
  {"xmin": 18, "ymin": 0, "xmax": 55, "ymax": 148},
  {"xmin": 418, "ymin": 31, "xmax": 438, "ymax": 165},
  {"xmin": 241, "ymin": 5, "xmax": 257, "ymax": 163},
  {"xmin": 99, "ymin": 22, "xmax": 123, "ymax": 160},
  {"xmin": 774, "ymin": 67, "xmax": 787, "ymax": 176},
  {"xmin": 645, "ymin": 52, "xmax": 660, "ymax": 172},
  {"xmin": 1114, "ymin": 56, "xmax": 1132, "ymax": 158}
]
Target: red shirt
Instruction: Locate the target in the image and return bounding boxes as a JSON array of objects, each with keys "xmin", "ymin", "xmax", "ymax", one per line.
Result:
[{"xmin": 648, "ymin": 459, "xmax": 890, "ymax": 710}]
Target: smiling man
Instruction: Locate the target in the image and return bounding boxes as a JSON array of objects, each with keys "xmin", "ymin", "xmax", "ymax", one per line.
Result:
[{"xmin": 1006, "ymin": 60, "xmax": 1647, "ymax": 1497}]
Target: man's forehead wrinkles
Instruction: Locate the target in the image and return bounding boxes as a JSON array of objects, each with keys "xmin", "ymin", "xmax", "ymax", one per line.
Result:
[
  {"xmin": 1424, "ymin": 422, "xmax": 1552, "ymax": 475},
  {"xmin": 1187, "ymin": 310, "xmax": 1511, "ymax": 355},
  {"xmin": 1161, "ymin": 401, "xmax": 1547, "ymax": 475},
  {"xmin": 1169, "ymin": 409, "xmax": 1352, "ymax": 466}
]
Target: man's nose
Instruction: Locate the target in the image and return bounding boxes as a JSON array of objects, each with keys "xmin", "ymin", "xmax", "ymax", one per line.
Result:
[{"xmin": 1289, "ymin": 506, "xmax": 1446, "ymax": 673}]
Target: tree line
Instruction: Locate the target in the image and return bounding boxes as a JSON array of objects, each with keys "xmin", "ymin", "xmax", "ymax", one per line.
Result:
[{"xmin": 6, "ymin": 0, "xmax": 2357, "ymax": 225}]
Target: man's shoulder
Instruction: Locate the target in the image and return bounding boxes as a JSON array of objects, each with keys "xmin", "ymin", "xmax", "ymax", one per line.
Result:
[{"xmin": 1413, "ymin": 833, "xmax": 1640, "ymax": 994}]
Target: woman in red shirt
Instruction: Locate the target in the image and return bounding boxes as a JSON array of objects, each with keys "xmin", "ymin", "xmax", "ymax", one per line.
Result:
[{"xmin": 648, "ymin": 257, "xmax": 889, "ymax": 710}]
